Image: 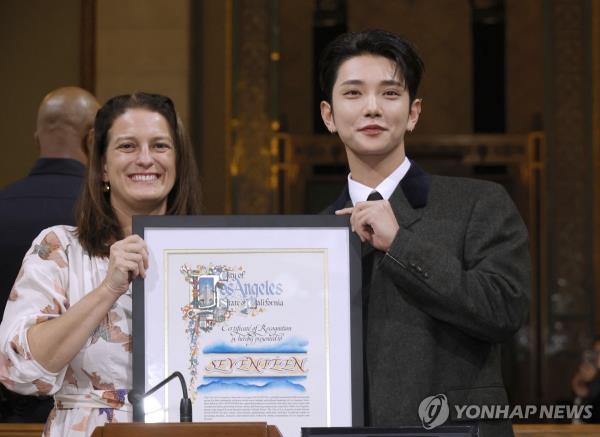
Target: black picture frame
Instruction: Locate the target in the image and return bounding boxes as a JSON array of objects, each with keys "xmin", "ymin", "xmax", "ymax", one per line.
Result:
[{"xmin": 131, "ymin": 215, "xmax": 363, "ymax": 429}]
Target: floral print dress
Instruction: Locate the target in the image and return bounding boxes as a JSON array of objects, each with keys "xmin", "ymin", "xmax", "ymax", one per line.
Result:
[{"xmin": 0, "ymin": 226, "xmax": 132, "ymax": 436}]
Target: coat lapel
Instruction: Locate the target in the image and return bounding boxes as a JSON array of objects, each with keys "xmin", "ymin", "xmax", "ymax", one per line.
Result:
[
  {"xmin": 389, "ymin": 160, "xmax": 431, "ymax": 228},
  {"xmin": 329, "ymin": 185, "xmax": 352, "ymax": 212},
  {"xmin": 327, "ymin": 161, "xmax": 431, "ymax": 253},
  {"xmin": 328, "ymin": 160, "xmax": 431, "ymax": 215}
]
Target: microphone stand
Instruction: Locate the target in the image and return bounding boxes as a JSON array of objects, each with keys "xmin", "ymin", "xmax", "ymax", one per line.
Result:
[{"xmin": 129, "ymin": 371, "xmax": 192, "ymax": 422}]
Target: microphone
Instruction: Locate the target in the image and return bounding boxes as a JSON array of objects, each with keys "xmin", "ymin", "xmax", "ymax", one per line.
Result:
[{"xmin": 128, "ymin": 371, "xmax": 192, "ymax": 422}]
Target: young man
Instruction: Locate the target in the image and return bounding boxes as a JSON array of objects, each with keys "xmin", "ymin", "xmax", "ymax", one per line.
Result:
[{"xmin": 320, "ymin": 30, "xmax": 530, "ymax": 436}]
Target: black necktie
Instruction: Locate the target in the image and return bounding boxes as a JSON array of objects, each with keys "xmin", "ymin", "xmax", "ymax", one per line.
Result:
[
  {"xmin": 367, "ymin": 191, "xmax": 383, "ymax": 201},
  {"xmin": 362, "ymin": 190, "xmax": 384, "ymax": 288},
  {"xmin": 362, "ymin": 190, "xmax": 383, "ymax": 425}
]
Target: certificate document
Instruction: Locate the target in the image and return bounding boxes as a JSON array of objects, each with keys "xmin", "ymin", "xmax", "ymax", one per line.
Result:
[{"xmin": 132, "ymin": 216, "xmax": 363, "ymax": 437}]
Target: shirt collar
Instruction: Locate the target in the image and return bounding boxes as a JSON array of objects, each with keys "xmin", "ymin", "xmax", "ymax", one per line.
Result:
[{"xmin": 347, "ymin": 157, "xmax": 411, "ymax": 206}]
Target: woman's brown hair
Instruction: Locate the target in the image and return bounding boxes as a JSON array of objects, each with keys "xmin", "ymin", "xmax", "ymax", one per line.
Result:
[{"xmin": 76, "ymin": 92, "xmax": 202, "ymax": 257}]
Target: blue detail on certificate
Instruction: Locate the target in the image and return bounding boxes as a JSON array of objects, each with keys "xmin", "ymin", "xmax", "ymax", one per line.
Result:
[
  {"xmin": 198, "ymin": 376, "xmax": 307, "ymax": 393},
  {"xmin": 203, "ymin": 337, "xmax": 308, "ymax": 354}
]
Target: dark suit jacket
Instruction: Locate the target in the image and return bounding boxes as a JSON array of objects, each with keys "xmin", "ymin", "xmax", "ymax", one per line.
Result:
[
  {"xmin": 325, "ymin": 162, "xmax": 531, "ymax": 437},
  {"xmin": 0, "ymin": 158, "xmax": 84, "ymax": 317},
  {"xmin": 0, "ymin": 158, "xmax": 84, "ymax": 423}
]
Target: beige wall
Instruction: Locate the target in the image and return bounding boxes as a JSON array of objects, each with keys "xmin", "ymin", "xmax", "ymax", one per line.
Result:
[
  {"xmin": 96, "ymin": 0, "xmax": 191, "ymax": 127},
  {"xmin": 0, "ymin": 0, "xmax": 81, "ymax": 188}
]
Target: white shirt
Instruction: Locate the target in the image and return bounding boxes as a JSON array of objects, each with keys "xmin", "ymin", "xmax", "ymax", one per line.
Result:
[{"xmin": 348, "ymin": 157, "xmax": 411, "ymax": 206}]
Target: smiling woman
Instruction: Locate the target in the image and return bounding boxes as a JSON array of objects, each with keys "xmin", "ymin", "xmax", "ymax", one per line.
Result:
[
  {"xmin": 79, "ymin": 93, "xmax": 202, "ymax": 256},
  {"xmin": 0, "ymin": 93, "xmax": 202, "ymax": 437},
  {"xmin": 102, "ymin": 109, "xmax": 177, "ymax": 229}
]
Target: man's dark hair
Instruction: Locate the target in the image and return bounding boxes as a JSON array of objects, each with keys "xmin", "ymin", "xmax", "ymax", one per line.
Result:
[
  {"xmin": 318, "ymin": 29, "xmax": 424, "ymax": 105},
  {"xmin": 76, "ymin": 92, "xmax": 202, "ymax": 257}
]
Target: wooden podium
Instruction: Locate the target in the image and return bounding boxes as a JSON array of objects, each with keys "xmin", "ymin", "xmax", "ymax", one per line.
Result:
[
  {"xmin": 513, "ymin": 424, "xmax": 600, "ymax": 436},
  {"xmin": 86, "ymin": 424, "xmax": 600, "ymax": 436},
  {"xmin": 0, "ymin": 423, "xmax": 44, "ymax": 436},
  {"xmin": 90, "ymin": 422, "xmax": 282, "ymax": 437},
  {"xmin": 4, "ymin": 423, "xmax": 600, "ymax": 437}
]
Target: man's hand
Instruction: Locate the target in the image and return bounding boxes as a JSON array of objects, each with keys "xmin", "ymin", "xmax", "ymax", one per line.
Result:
[{"xmin": 336, "ymin": 200, "xmax": 399, "ymax": 252}]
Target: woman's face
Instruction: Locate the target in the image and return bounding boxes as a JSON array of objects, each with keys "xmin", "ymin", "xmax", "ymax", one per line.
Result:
[{"xmin": 102, "ymin": 108, "xmax": 177, "ymax": 216}]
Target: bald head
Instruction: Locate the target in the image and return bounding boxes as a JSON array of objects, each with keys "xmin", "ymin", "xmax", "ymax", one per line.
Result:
[{"xmin": 35, "ymin": 86, "xmax": 100, "ymax": 164}]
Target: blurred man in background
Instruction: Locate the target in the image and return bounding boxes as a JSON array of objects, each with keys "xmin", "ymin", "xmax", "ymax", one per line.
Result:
[{"xmin": 0, "ymin": 86, "xmax": 99, "ymax": 422}]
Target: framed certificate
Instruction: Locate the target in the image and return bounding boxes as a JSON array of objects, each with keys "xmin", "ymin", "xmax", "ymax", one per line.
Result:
[{"xmin": 132, "ymin": 215, "xmax": 363, "ymax": 437}]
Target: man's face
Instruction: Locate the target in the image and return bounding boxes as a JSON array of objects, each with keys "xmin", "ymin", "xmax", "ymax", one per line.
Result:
[{"xmin": 320, "ymin": 54, "xmax": 421, "ymax": 165}]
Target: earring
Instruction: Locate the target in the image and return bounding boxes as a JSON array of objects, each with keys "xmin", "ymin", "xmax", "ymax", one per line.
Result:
[{"xmin": 103, "ymin": 181, "xmax": 110, "ymax": 193}]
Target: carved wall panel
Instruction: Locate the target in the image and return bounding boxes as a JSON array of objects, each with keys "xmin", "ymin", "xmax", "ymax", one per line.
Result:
[
  {"xmin": 230, "ymin": 0, "xmax": 275, "ymax": 213},
  {"xmin": 543, "ymin": 0, "xmax": 594, "ymax": 404}
]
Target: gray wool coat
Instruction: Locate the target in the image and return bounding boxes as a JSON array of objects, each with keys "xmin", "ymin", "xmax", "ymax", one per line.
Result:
[{"xmin": 325, "ymin": 161, "xmax": 531, "ymax": 437}]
